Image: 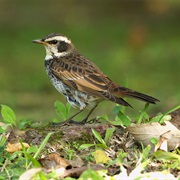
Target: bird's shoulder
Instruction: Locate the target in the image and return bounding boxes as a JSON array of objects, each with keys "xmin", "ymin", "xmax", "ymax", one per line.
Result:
[{"xmin": 51, "ymin": 52, "xmax": 104, "ymax": 76}]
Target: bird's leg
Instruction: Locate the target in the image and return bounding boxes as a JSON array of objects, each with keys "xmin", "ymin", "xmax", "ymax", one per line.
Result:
[
  {"xmin": 64, "ymin": 104, "xmax": 98, "ymax": 124},
  {"xmin": 53, "ymin": 104, "xmax": 98, "ymax": 126},
  {"xmin": 81, "ymin": 104, "xmax": 98, "ymax": 123},
  {"xmin": 63, "ymin": 109, "xmax": 84, "ymax": 123},
  {"xmin": 52, "ymin": 109, "xmax": 84, "ymax": 126}
]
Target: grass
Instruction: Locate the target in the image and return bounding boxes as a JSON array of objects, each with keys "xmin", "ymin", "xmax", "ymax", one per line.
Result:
[{"xmin": 0, "ymin": 103, "xmax": 179, "ymax": 179}]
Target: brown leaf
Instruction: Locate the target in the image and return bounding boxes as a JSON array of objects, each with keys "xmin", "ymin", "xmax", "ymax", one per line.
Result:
[
  {"xmin": 154, "ymin": 135, "xmax": 168, "ymax": 152},
  {"xmin": 6, "ymin": 142, "xmax": 30, "ymax": 153},
  {"xmin": 56, "ymin": 165, "xmax": 105, "ymax": 178},
  {"xmin": 69, "ymin": 156, "xmax": 84, "ymax": 168},
  {"xmin": 19, "ymin": 168, "xmax": 42, "ymax": 180},
  {"xmin": 126, "ymin": 121, "xmax": 180, "ymax": 150},
  {"xmin": 39, "ymin": 152, "xmax": 71, "ymax": 169}
]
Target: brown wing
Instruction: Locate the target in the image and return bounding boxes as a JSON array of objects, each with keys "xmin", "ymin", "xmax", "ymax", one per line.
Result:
[
  {"xmin": 50, "ymin": 51, "xmax": 159, "ymax": 106},
  {"xmin": 51, "ymin": 51, "xmax": 158, "ymax": 106},
  {"xmin": 50, "ymin": 54, "xmax": 131, "ymax": 107},
  {"xmin": 51, "ymin": 56, "xmax": 108, "ymax": 93}
]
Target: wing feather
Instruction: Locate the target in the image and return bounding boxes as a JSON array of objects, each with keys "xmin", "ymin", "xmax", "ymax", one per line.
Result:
[
  {"xmin": 51, "ymin": 61, "xmax": 110, "ymax": 95},
  {"xmin": 50, "ymin": 58, "xmax": 132, "ymax": 107}
]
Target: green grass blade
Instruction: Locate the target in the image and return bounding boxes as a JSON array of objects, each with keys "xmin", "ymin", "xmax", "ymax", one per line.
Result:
[
  {"xmin": 104, "ymin": 128, "xmax": 115, "ymax": 145},
  {"xmin": 158, "ymin": 105, "xmax": 180, "ymax": 124},
  {"xmin": 137, "ymin": 103, "xmax": 150, "ymax": 124},
  {"xmin": 0, "ymin": 135, "xmax": 7, "ymax": 146},
  {"xmin": 33, "ymin": 132, "xmax": 54, "ymax": 159},
  {"xmin": 26, "ymin": 132, "xmax": 54, "ymax": 169},
  {"xmin": 79, "ymin": 144, "xmax": 95, "ymax": 150},
  {"xmin": 117, "ymin": 111, "xmax": 131, "ymax": 127},
  {"xmin": 92, "ymin": 128, "xmax": 107, "ymax": 147}
]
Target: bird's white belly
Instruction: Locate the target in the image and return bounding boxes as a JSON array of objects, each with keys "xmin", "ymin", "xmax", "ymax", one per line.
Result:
[{"xmin": 48, "ymin": 71, "xmax": 98, "ymax": 110}]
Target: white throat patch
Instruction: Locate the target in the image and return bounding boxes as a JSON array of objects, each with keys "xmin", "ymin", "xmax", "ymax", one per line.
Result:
[{"xmin": 44, "ymin": 45, "xmax": 70, "ymax": 60}]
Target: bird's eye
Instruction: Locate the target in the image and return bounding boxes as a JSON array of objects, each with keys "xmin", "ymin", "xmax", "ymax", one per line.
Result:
[{"xmin": 49, "ymin": 40, "xmax": 58, "ymax": 44}]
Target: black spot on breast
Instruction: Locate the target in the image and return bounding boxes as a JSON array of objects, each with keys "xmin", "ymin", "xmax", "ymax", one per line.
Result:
[
  {"xmin": 58, "ymin": 41, "xmax": 68, "ymax": 52},
  {"xmin": 64, "ymin": 63, "xmax": 69, "ymax": 70},
  {"xmin": 66, "ymin": 89, "xmax": 71, "ymax": 94},
  {"xmin": 78, "ymin": 68, "xmax": 82, "ymax": 73},
  {"xmin": 60, "ymin": 61, "xmax": 64, "ymax": 67},
  {"xmin": 72, "ymin": 66, "xmax": 77, "ymax": 72}
]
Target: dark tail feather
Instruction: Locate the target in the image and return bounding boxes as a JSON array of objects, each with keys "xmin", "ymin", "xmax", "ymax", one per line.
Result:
[
  {"xmin": 100, "ymin": 87, "xmax": 159, "ymax": 107},
  {"xmin": 115, "ymin": 97, "xmax": 132, "ymax": 107},
  {"xmin": 120, "ymin": 88, "xmax": 160, "ymax": 104}
]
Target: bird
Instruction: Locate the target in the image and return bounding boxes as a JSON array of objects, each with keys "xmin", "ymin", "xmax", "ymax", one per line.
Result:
[{"xmin": 33, "ymin": 33, "xmax": 159, "ymax": 123}]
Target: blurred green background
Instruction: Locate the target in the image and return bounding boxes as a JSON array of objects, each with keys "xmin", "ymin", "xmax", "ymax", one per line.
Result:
[{"xmin": 0, "ymin": 0, "xmax": 179, "ymax": 122}]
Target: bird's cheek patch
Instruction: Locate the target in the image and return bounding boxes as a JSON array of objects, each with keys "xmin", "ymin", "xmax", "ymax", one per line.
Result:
[{"xmin": 57, "ymin": 41, "xmax": 69, "ymax": 52}]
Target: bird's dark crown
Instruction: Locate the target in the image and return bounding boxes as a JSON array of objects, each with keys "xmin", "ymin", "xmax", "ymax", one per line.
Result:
[{"xmin": 42, "ymin": 33, "xmax": 67, "ymax": 41}]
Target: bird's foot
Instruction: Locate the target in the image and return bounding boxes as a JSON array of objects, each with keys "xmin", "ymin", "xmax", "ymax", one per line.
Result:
[
  {"xmin": 52, "ymin": 118, "xmax": 85, "ymax": 126},
  {"xmin": 52, "ymin": 117, "xmax": 99, "ymax": 127},
  {"xmin": 80, "ymin": 117, "xmax": 100, "ymax": 124},
  {"xmin": 52, "ymin": 118, "xmax": 74, "ymax": 126}
]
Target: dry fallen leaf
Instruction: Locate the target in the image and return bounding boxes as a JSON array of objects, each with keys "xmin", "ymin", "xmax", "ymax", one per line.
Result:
[
  {"xmin": 39, "ymin": 152, "xmax": 71, "ymax": 169},
  {"xmin": 126, "ymin": 121, "xmax": 180, "ymax": 150},
  {"xmin": 6, "ymin": 142, "xmax": 30, "ymax": 153},
  {"xmin": 94, "ymin": 150, "xmax": 111, "ymax": 164},
  {"xmin": 55, "ymin": 165, "xmax": 105, "ymax": 178},
  {"xmin": 19, "ymin": 168, "xmax": 42, "ymax": 180},
  {"xmin": 154, "ymin": 135, "xmax": 168, "ymax": 152},
  {"xmin": 69, "ymin": 156, "xmax": 84, "ymax": 168}
]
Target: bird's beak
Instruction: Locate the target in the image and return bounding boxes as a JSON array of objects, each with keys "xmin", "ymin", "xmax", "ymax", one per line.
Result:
[{"xmin": 32, "ymin": 39, "xmax": 47, "ymax": 45}]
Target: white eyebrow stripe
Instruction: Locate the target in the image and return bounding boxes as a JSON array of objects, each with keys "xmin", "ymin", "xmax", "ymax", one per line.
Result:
[{"xmin": 46, "ymin": 36, "xmax": 71, "ymax": 44}]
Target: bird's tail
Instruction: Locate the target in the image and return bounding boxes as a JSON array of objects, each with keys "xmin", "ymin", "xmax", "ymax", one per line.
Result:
[
  {"xmin": 106, "ymin": 86, "xmax": 159, "ymax": 107},
  {"xmin": 121, "ymin": 89, "xmax": 159, "ymax": 104}
]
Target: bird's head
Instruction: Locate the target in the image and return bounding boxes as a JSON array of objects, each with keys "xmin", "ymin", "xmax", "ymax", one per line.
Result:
[{"xmin": 33, "ymin": 33, "xmax": 74, "ymax": 60}]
